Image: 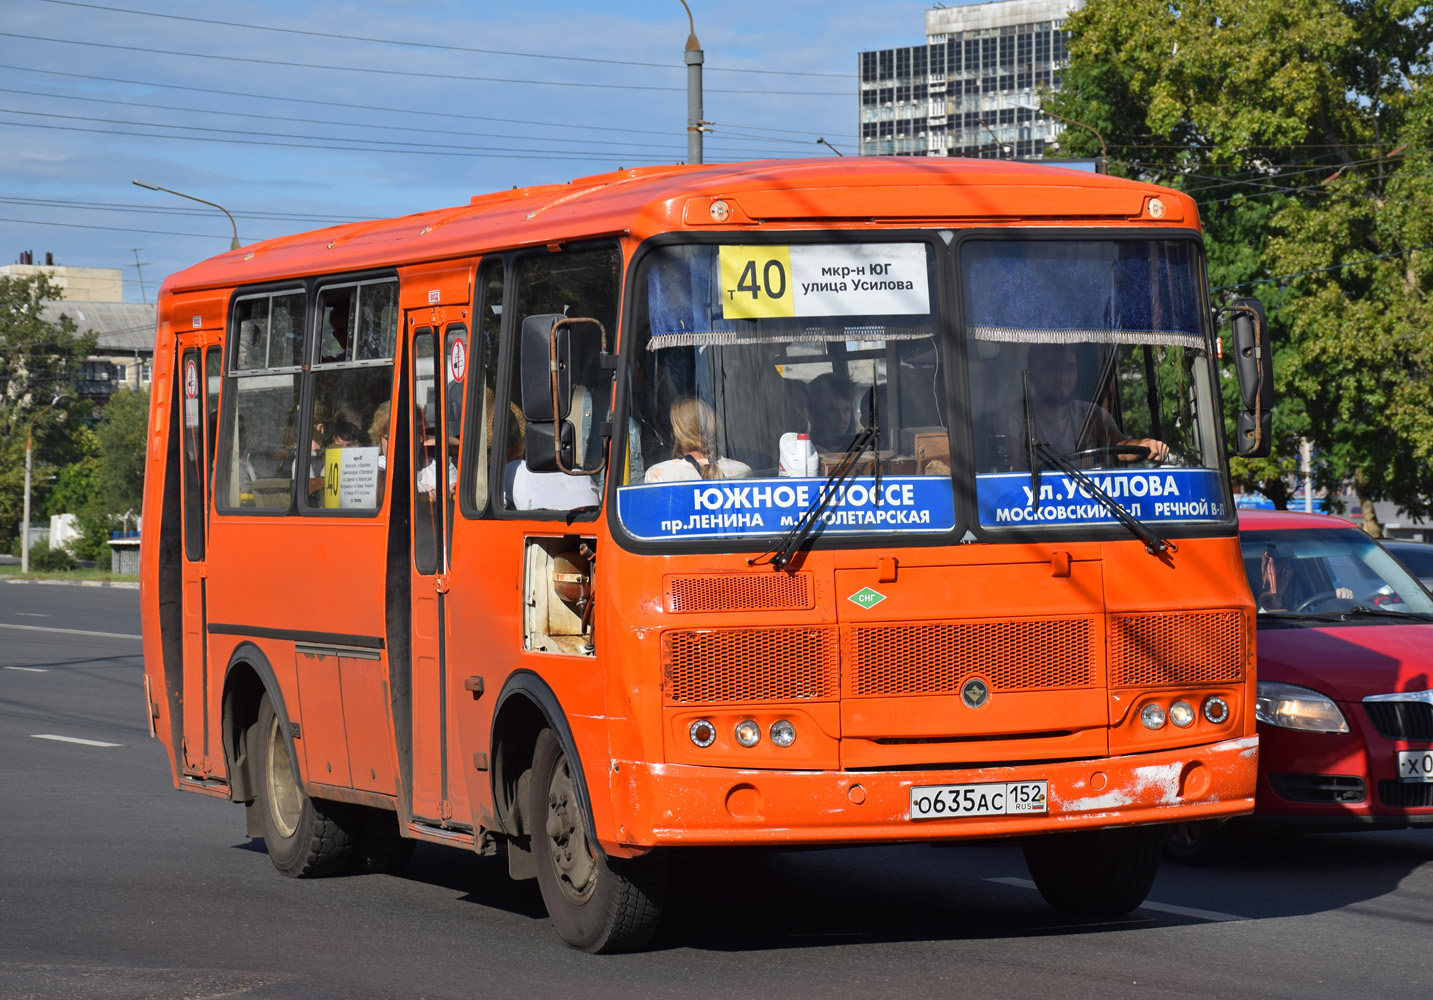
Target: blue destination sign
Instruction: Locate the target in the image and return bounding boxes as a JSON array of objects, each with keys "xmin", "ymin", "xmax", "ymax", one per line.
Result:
[
  {"xmin": 617, "ymin": 475, "xmax": 956, "ymax": 542},
  {"xmin": 976, "ymin": 468, "xmax": 1229, "ymax": 527}
]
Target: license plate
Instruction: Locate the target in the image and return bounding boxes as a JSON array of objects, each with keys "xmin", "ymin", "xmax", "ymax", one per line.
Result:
[
  {"xmin": 909, "ymin": 780, "xmax": 1048, "ymax": 820},
  {"xmin": 1397, "ymin": 749, "xmax": 1433, "ymax": 783}
]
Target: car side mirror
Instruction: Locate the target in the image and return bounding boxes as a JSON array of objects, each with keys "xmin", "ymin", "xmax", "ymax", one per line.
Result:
[{"xmin": 518, "ymin": 313, "xmax": 611, "ymax": 475}]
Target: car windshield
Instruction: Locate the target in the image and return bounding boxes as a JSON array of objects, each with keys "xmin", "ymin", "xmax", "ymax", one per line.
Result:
[
  {"xmin": 964, "ymin": 238, "xmax": 1228, "ymax": 531},
  {"xmin": 1241, "ymin": 528, "xmax": 1433, "ymax": 616},
  {"xmin": 617, "ymin": 240, "xmax": 955, "ymax": 543}
]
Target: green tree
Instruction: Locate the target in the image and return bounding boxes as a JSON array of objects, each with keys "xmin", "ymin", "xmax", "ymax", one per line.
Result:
[
  {"xmin": 0, "ymin": 274, "xmax": 97, "ymax": 547},
  {"xmin": 1048, "ymin": 0, "xmax": 1433, "ymax": 531}
]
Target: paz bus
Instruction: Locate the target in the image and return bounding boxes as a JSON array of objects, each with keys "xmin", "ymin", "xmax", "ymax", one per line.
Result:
[{"xmin": 140, "ymin": 158, "xmax": 1272, "ymax": 952}]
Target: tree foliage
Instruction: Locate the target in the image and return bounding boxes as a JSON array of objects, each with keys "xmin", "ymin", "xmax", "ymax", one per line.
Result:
[
  {"xmin": 0, "ymin": 274, "xmax": 97, "ymax": 546},
  {"xmin": 1049, "ymin": 0, "xmax": 1433, "ymax": 530}
]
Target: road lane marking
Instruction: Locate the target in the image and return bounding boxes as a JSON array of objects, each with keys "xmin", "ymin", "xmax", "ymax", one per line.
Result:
[
  {"xmin": 15, "ymin": 612, "xmax": 49, "ymax": 617},
  {"xmin": 4, "ymin": 666, "xmax": 48, "ymax": 672},
  {"xmin": 984, "ymin": 877, "xmax": 1245, "ymax": 922},
  {"xmin": 32, "ymin": 734, "xmax": 122, "ymax": 747},
  {"xmin": 0, "ymin": 623, "xmax": 141, "ymax": 640}
]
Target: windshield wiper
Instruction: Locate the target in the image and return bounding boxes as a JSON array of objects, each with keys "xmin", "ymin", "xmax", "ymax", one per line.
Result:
[
  {"xmin": 751, "ymin": 410, "xmax": 878, "ymax": 571},
  {"xmin": 1020, "ymin": 371, "xmax": 1173, "ymax": 557}
]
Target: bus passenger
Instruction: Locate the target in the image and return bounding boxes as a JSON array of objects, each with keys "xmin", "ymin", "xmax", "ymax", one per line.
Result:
[
  {"xmin": 807, "ymin": 373, "xmax": 856, "ymax": 449},
  {"xmin": 643, "ymin": 397, "xmax": 750, "ymax": 482}
]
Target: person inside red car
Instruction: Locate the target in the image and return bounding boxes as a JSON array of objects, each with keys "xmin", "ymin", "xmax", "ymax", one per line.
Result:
[{"xmin": 1256, "ymin": 544, "xmax": 1352, "ymax": 612}]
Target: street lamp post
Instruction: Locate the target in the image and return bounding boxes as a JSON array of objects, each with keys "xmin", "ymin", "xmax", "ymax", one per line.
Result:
[
  {"xmin": 677, "ymin": 0, "xmax": 703, "ymax": 164},
  {"xmin": 132, "ymin": 180, "xmax": 241, "ymax": 250},
  {"xmin": 21, "ymin": 395, "xmax": 62, "ymax": 574},
  {"xmin": 1013, "ymin": 103, "xmax": 1107, "ymax": 165}
]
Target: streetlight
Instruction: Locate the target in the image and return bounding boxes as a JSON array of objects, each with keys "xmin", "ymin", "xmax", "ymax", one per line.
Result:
[
  {"xmin": 132, "ymin": 179, "xmax": 241, "ymax": 250},
  {"xmin": 1012, "ymin": 103, "xmax": 1107, "ymax": 164},
  {"xmin": 677, "ymin": 0, "xmax": 704, "ymax": 164},
  {"xmin": 22, "ymin": 395, "xmax": 62, "ymax": 574}
]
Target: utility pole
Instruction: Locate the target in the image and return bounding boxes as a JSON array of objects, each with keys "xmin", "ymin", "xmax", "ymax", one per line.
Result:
[
  {"xmin": 678, "ymin": 0, "xmax": 704, "ymax": 164},
  {"xmin": 132, "ymin": 180, "xmax": 241, "ymax": 250},
  {"xmin": 131, "ymin": 248, "xmax": 151, "ymax": 304}
]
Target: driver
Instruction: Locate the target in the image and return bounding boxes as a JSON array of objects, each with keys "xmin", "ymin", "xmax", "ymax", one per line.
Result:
[{"xmin": 1003, "ymin": 343, "xmax": 1169, "ymax": 468}]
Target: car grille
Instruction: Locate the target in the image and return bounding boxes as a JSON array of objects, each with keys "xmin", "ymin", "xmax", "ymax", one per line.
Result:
[
  {"xmin": 663, "ymin": 626, "xmax": 840, "ymax": 703},
  {"xmin": 1363, "ymin": 701, "xmax": 1433, "ymax": 741},
  {"xmin": 1267, "ymin": 772, "xmax": 1365, "ymax": 803},
  {"xmin": 1108, "ymin": 610, "xmax": 1245, "ymax": 687},
  {"xmin": 1377, "ymin": 780, "xmax": 1433, "ymax": 808}
]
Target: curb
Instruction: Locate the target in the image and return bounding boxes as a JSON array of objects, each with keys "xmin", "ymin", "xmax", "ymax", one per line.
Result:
[{"xmin": 2, "ymin": 577, "xmax": 140, "ymax": 590}]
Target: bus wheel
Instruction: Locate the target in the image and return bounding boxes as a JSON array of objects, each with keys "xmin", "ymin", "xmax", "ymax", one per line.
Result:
[
  {"xmin": 255, "ymin": 694, "xmax": 353, "ymax": 877},
  {"xmin": 529, "ymin": 728, "xmax": 666, "ymax": 952},
  {"xmin": 1020, "ymin": 826, "xmax": 1161, "ymax": 918}
]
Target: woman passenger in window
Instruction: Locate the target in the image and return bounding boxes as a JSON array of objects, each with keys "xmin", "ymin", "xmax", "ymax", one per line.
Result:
[{"xmin": 643, "ymin": 397, "xmax": 750, "ymax": 482}]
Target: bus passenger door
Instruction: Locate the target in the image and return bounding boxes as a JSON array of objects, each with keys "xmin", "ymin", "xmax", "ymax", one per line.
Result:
[
  {"xmin": 176, "ymin": 339, "xmax": 220, "ymax": 777},
  {"xmin": 407, "ymin": 322, "xmax": 459, "ymax": 824}
]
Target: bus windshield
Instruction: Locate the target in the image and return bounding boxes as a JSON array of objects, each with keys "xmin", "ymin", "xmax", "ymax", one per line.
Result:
[
  {"xmin": 964, "ymin": 237, "xmax": 1227, "ymax": 532},
  {"xmin": 618, "ymin": 240, "xmax": 954, "ymax": 543}
]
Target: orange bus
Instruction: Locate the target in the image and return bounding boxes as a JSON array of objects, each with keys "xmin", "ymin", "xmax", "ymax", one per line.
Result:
[{"xmin": 141, "ymin": 158, "xmax": 1271, "ymax": 952}]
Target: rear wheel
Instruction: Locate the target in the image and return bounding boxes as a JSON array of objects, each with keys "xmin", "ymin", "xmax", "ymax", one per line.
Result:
[
  {"xmin": 255, "ymin": 694, "xmax": 353, "ymax": 877},
  {"xmin": 1021, "ymin": 826, "xmax": 1162, "ymax": 918},
  {"xmin": 529, "ymin": 728, "xmax": 666, "ymax": 952}
]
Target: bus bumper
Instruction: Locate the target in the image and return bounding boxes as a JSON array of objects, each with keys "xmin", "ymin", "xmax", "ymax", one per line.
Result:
[{"xmin": 605, "ymin": 735, "xmax": 1258, "ymax": 853}]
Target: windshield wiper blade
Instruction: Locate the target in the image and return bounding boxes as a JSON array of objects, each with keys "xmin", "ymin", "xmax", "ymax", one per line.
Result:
[
  {"xmin": 1030, "ymin": 438, "xmax": 1176, "ymax": 557},
  {"xmin": 751, "ymin": 422, "xmax": 877, "ymax": 571}
]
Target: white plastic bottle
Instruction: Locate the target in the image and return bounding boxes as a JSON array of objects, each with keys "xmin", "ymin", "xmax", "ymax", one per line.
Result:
[{"xmin": 779, "ymin": 432, "xmax": 820, "ymax": 477}]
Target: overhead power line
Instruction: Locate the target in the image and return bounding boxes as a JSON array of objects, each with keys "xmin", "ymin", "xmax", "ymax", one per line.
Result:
[
  {"xmin": 36, "ymin": 0, "xmax": 855, "ymax": 79},
  {"xmin": 1212, "ymin": 242, "xmax": 1433, "ymax": 292},
  {"xmin": 0, "ymin": 32, "xmax": 850, "ymax": 97}
]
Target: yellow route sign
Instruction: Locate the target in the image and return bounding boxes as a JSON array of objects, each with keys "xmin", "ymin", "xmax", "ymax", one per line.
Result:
[{"xmin": 719, "ymin": 245, "xmax": 793, "ymax": 319}]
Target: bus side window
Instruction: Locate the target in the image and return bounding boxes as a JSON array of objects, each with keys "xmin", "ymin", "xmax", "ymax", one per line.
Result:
[
  {"xmin": 220, "ymin": 290, "xmax": 305, "ymax": 512},
  {"xmin": 505, "ymin": 245, "xmax": 619, "ymax": 513},
  {"xmin": 462, "ymin": 259, "xmax": 503, "ymax": 516},
  {"xmin": 302, "ymin": 279, "xmax": 398, "ymax": 512}
]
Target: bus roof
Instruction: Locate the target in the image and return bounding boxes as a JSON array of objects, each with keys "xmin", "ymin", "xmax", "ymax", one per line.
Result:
[{"xmin": 160, "ymin": 157, "xmax": 1198, "ymax": 295}]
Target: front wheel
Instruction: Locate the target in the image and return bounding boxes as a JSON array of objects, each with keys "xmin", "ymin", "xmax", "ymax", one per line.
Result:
[
  {"xmin": 529, "ymin": 728, "xmax": 667, "ymax": 952},
  {"xmin": 255, "ymin": 694, "xmax": 354, "ymax": 877},
  {"xmin": 1021, "ymin": 826, "xmax": 1162, "ymax": 918}
]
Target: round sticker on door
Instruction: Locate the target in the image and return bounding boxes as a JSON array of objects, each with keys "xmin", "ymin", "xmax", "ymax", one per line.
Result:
[
  {"xmin": 184, "ymin": 357, "xmax": 199, "ymax": 399},
  {"xmin": 448, "ymin": 337, "xmax": 467, "ymax": 383}
]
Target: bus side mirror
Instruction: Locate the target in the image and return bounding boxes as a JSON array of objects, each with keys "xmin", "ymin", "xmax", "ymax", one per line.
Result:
[
  {"xmin": 520, "ymin": 313, "xmax": 570, "ymax": 424},
  {"xmin": 1231, "ymin": 297, "xmax": 1273, "ymax": 410},
  {"xmin": 518, "ymin": 312, "xmax": 610, "ymax": 476},
  {"xmin": 1229, "ymin": 297, "xmax": 1274, "ymax": 458}
]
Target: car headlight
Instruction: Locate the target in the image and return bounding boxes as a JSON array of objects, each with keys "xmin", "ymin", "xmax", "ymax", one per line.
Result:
[{"xmin": 1255, "ymin": 681, "xmax": 1349, "ymax": 733}]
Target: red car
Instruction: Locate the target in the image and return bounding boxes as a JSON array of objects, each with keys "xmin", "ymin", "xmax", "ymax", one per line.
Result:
[{"xmin": 1168, "ymin": 509, "xmax": 1433, "ymax": 861}]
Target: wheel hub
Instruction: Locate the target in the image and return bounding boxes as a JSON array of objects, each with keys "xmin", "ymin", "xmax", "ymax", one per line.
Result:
[{"xmin": 544, "ymin": 753, "xmax": 597, "ymax": 901}]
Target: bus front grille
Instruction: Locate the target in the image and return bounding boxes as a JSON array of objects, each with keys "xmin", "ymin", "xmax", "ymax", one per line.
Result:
[
  {"xmin": 665, "ymin": 572, "xmax": 816, "ymax": 613},
  {"xmin": 1108, "ymin": 610, "xmax": 1245, "ymax": 687},
  {"xmin": 845, "ymin": 618, "xmax": 1096, "ymax": 697},
  {"xmin": 663, "ymin": 626, "xmax": 840, "ymax": 703}
]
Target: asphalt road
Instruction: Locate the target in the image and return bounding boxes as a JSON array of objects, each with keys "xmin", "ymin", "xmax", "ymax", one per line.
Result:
[{"xmin": 2, "ymin": 581, "xmax": 1432, "ymax": 999}]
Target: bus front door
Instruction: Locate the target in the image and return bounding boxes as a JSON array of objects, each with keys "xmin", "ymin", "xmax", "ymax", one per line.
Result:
[
  {"xmin": 406, "ymin": 321, "xmax": 467, "ymax": 826},
  {"xmin": 176, "ymin": 338, "xmax": 221, "ymax": 777}
]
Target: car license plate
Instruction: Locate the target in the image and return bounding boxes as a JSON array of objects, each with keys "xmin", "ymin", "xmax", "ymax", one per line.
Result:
[
  {"xmin": 909, "ymin": 780, "xmax": 1047, "ymax": 820},
  {"xmin": 1397, "ymin": 749, "xmax": 1433, "ymax": 783}
]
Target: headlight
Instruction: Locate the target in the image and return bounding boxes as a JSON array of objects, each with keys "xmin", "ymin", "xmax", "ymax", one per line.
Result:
[{"xmin": 1255, "ymin": 681, "xmax": 1349, "ymax": 733}]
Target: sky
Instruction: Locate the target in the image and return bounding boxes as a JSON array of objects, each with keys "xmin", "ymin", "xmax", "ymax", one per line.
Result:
[{"xmin": 0, "ymin": 0, "xmax": 959, "ymax": 302}]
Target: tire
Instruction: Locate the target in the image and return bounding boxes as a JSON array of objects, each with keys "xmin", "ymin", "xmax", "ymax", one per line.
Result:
[
  {"xmin": 1163, "ymin": 820, "xmax": 1234, "ymax": 866},
  {"xmin": 349, "ymin": 805, "xmax": 416, "ymax": 875},
  {"xmin": 1021, "ymin": 826, "xmax": 1162, "ymax": 918},
  {"xmin": 528, "ymin": 728, "xmax": 667, "ymax": 953},
  {"xmin": 255, "ymin": 694, "xmax": 354, "ymax": 877}
]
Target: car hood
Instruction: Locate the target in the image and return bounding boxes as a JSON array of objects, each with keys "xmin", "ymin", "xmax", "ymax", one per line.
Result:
[{"xmin": 1257, "ymin": 621, "xmax": 1433, "ymax": 701}]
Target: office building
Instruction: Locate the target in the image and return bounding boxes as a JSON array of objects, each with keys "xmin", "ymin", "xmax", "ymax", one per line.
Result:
[{"xmin": 859, "ymin": 0, "xmax": 1080, "ymax": 158}]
